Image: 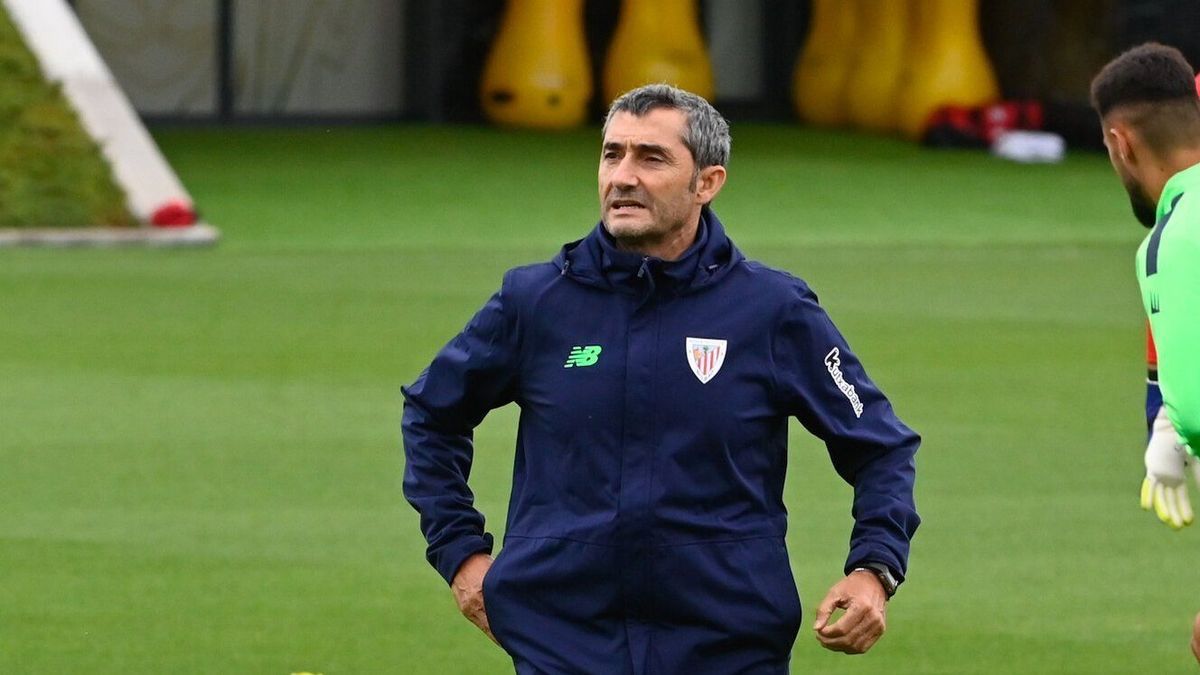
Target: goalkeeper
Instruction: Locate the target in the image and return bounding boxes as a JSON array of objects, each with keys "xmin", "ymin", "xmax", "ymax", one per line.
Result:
[
  {"xmin": 1092, "ymin": 41, "xmax": 1200, "ymax": 662},
  {"xmin": 1092, "ymin": 46, "xmax": 1200, "ymax": 530}
]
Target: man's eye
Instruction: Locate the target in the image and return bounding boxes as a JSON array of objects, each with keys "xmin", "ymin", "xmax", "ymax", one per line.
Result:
[{"xmin": 645, "ymin": 156, "xmax": 663, "ymax": 163}]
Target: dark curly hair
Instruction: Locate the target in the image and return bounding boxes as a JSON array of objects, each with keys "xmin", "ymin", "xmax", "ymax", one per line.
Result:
[{"xmin": 1090, "ymin": 43, "xmax": 1200, "ymax": 152}]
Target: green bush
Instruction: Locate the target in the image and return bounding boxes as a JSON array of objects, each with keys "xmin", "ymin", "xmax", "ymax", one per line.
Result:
[{"xmin": 0, "ymin": 8, "xmax": 134, "ymax": 227}]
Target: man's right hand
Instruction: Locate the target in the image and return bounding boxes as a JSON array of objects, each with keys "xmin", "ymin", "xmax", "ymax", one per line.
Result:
[
  {"xmin": 1141, "ymin": 406, "xmax": 1198, "ymax": 530},
  {"xmin": 451, "ymin": 552, "xmax": 498, "ymax": 645}
]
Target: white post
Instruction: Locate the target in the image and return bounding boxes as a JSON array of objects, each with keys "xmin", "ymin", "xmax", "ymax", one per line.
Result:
[{"xmin": 3, "ymin": 0, "xmax": 198, "ymax": 226}]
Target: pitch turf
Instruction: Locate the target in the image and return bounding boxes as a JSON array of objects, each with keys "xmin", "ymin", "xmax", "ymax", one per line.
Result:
[{"xmin": 2, "ymin": 125, "xmax": 1195, "ymax": 673}]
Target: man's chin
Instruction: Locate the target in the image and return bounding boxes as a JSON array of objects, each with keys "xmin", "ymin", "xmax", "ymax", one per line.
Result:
[
  {"xmin": 603, "ymin": 217, "xmax": 654, "ymax": 239},
  {"xmin": 1123, "ymin": 180, "xmax": 1157, "ymax": 228},
  {"xmin": 1131, "ymin": 198, "xmax": 1157, "ymax": 228}
]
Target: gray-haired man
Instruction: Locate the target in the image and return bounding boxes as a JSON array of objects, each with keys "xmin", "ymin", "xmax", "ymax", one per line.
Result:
[{"xmin": 403, "ymin": 84, "xmax": 920, "ymax": 673}]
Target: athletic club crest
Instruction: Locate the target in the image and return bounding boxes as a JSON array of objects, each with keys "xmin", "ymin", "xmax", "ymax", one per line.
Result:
[{"xmin": 685, "ymin": 337, "xmax": 727, "ymax": 384}]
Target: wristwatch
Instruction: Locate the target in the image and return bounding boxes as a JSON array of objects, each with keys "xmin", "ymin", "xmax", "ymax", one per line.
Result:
[{"xmin": 852, "ymin": 562, "xmax": 900, "ymax": 599}]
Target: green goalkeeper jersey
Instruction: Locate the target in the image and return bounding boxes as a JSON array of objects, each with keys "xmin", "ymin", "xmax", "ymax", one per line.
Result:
[{"xmin": 1137, "ymin": 162, "xmax": 1200, "ymax": 451}]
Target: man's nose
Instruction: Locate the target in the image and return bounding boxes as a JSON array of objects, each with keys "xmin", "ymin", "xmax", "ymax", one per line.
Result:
[{"xmin": 610, "ymin": 155, "xmax": 639, "ymax": 188}]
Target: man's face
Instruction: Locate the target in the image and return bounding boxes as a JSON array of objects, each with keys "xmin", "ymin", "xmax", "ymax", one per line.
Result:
[
  {"xmin": 598, "ymin": 109, "xmax": 701, "ymax": 244},
  {"xmin": 1103, "ymin": 124, "xmax": 1158, "ymax": 228}
]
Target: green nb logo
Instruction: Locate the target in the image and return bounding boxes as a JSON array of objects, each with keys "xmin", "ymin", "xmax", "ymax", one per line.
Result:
[{"xmin": 564, "ymin": 345, "xmax": 602, "ymax": 368}]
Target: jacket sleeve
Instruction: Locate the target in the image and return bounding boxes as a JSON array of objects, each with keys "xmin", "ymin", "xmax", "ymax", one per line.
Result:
[
  {"xmin": 1152, "ymin": 220, "xmax": 1200, "ymax": 450},
  {"xmin": 401, "ymin": 274, "xmax": 520, "ymax": 584},
  {"xmin": 771, "ymin": 284, "xmax": 920, "ymax": 581}
]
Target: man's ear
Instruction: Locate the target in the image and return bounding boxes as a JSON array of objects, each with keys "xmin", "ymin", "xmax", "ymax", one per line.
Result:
[
  {"xmin": 1108, "ymin": 124, "xmax": 1138, "ymax": 166},
  {"xmin": 695, "ymin": 165, "xmax": 727, "ymax": 205}
]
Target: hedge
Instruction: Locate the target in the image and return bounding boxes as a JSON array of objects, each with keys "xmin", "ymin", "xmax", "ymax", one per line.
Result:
[{"xmin": 0, "ymin": 7, "xmax": 134, "ymax": 227}]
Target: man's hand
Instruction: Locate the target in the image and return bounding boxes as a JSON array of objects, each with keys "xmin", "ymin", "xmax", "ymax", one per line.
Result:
[
  {"xmin": 1141, "ymin": 406, "xmax": 1199, "ymax": 529},
  {"xmin": 451, "ymin": 553, "xmax": 498, "ymax": 645},
  {"xmin": 813, "ymin": 570, "xmax": 888, "ymax": 654},
  {"xmin": 1191, "ymin": 611, "xmax": 1200, "ymax": 663}
]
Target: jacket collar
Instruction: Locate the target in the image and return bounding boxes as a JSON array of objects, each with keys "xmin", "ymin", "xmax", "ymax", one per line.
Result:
[{"xmin": 554, "ymin": 208, "xmax": 743, "ymax": 295}]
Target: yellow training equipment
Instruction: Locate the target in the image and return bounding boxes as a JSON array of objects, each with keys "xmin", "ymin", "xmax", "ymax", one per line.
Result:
[
  {"xmin": 792, "ymin": 0, "xmax": 857, "ymax": 127},
  {"xmin": 481, "ymin": 0, "xmax": 592, "ymax": 130},
  {"xmin": 845, "ymin": 0, "xmax": 913, "ymax": 133},
  {"xmin": 603, "ymin": 0, "xmax": 714, "ymax": 104},
  {"xmin": 896, "ymin": 0, "xmax": 999, "ymax": 139}
]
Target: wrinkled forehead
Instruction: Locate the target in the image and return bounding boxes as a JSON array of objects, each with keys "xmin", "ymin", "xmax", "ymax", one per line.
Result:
[{"xmin": 601, "ymin": 108, "xmax": 690, "ymax": 153}]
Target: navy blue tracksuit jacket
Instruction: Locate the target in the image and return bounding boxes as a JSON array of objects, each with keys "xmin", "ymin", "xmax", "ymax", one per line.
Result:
[{"xmin": 402, "ymin": 210, "xmax": 920, "ymax": 674}]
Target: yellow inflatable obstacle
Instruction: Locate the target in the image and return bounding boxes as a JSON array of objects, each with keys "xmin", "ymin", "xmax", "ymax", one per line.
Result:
[
  {"xmin": 481, "ymin": 0, "xmax": 592, "ymax": 129},
  {"xmin": 896, "ymin": 0, "xmax": 999, "ymax": 139},
  {"xmin": 792, "ymin": 0, "xmax": 857, "ymax": 127},
  {"xmin": 844, "ymin": 0, "xmax": 912, "ymax": 133},
  {"xmin": 603, "ymin": 0, "xmax": 714, "ymax": 104}
]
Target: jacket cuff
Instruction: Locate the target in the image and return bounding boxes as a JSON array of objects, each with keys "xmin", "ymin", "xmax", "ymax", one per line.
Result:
[
  {"xmin": 845, "ymin": 543, "xmax": 905, "ymax": 583},
  {"xmin": 433, "ymin": 533, "xmax": 495, "ymax": 585},
  {"xmin": 1146, "ymin": 378, "xmax": 1162, "ymax": 432}
]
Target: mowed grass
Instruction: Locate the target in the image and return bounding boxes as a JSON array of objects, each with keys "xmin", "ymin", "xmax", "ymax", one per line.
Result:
[{"xmin": 2, "ymin": 124, "xmax": 1197, "ymax": 673}]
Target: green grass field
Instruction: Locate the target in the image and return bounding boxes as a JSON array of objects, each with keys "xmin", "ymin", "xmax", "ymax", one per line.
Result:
[{"xmin": 2, "ymin": 125, "xmax": 1198, "ymax": 673}]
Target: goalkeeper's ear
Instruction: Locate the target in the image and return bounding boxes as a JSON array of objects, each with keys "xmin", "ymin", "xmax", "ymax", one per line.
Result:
[{"xmin": 1104, "ymin": 122, "xmax": 1138, "ymax": 168}]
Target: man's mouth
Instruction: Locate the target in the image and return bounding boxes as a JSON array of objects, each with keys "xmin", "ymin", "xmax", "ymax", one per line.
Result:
[{"xmin": 609, "ymin": 199, "xmax": 646, "ymax": 212}]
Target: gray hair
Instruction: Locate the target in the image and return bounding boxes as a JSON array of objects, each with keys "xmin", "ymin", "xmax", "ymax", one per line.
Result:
[{"xmin": 602, "ymin": 84, "xmax": 731, "ymax": 170}]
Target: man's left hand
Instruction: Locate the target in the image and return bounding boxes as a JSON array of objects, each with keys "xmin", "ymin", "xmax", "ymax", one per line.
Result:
[
  {"xmin": 813, "ymin": 570, "xmax": 888, "ymax": 654},
  {"xmin": 1191, "ymin": 611, "xmax": 1200, "ymax": 663}
]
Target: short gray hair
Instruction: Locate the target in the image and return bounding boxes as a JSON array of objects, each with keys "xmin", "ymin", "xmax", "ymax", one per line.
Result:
[{"xmin": 602, "ymin": 84, "xmax": 731, "ymax": 170}]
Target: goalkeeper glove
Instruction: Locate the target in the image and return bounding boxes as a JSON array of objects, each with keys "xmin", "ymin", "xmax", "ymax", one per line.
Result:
[{"xmin": 1141, "ymin": 405, "xmax": 1198, "ymax": 530}]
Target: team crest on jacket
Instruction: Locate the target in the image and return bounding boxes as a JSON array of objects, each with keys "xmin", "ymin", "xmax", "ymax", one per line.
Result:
[{"xmin": 686, "ymin": 337, "xmax": 727, "ymax": 384}]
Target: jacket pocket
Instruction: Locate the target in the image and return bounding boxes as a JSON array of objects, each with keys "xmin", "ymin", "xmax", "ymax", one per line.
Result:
[
  {"xmin": 479, "ymin": 535, "xmax": 623, "ymax": 661},
  {"xmin": 653, "ymin": 537, "xmax": 802, "ymax": 656},
  {"xmin": 481, "ymin": 545, "xmax": 513, "ymax": 653}
]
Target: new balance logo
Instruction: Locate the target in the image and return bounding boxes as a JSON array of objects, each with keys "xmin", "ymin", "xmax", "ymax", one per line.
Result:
[{"xmin": 564, "ymin": 345, "xmax": 602, "ymax": 368}]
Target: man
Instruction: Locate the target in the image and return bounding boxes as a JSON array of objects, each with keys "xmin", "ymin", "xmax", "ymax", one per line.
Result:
[
  {"xmin": 1134, "ymin": 69, "xmax": 1200, "ymax": 532},
  {"xmin": 402, "ymin": 84, "xmax": 920, "ymax": 673},
  {"xmin": 1090, "ymin": 43, "xmax": 1200, "ymax": 661}
]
